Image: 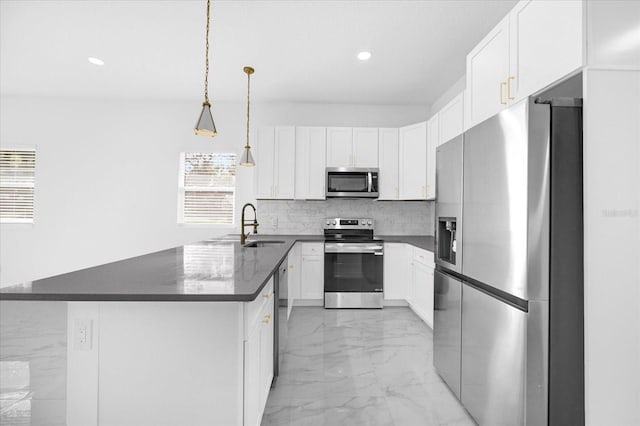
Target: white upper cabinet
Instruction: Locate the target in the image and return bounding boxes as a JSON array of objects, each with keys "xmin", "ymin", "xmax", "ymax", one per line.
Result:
[
  {"xmin": 378, "ymin": 128, "xmax": 400, "ymax": 200},
  {"xmin": 509, "ymin": 0, "xmax": 583, "ymax": 103},
  {"xmin": 466, "ymin": 15, "xmax": 511, "ymax": 128},
  {"xmin": 466, "ymin": 0, "xmax": 584, "ymax": 128},
  {"xmin": 399, "ymin": 121, "xmax": 428, "ymax": 200},
  {"xmin": 352, "ymin": 128, "xmax": 379, "ymax": 167},
  {"xmin": 426, "ymin": 116, "xmax": 438, "ymax": 200},
  {"xmin": 326, "ymin": 127, "xmax": 353, "ymax": 167},
  {"xmin": 275, "ymin": 127, "xmax": 296, "ymax": 199},
  {"xmin": 326, "ymin": 127, "xmax": 378, "ymax": 168},
  {"xmin": 255, "ymin": 126, "xmax": 295, "ymax": 199},
  {"xmin": 255, "ymin": 127, "xmax": 276, "ymax": 199},
  {"xmin": 438, "ymin": 92, "xmax": 464, "ymax": 145},
  {"xmin": 295, "ymin": 127, "xmax": 326, "ymax": 200}
]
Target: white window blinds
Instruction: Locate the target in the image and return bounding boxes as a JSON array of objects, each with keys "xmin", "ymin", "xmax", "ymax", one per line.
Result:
[
  {"xmin": 0, "ymin": 149, "xmax": 36, "ymax": 223},
  {"xmin": 179, "ymin": 153, "xmax": 236, "ymax": 225}
]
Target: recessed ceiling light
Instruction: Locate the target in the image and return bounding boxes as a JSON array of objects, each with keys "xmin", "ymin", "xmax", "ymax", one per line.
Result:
[
  {"xmin": 357, "ymin": 51, "xmax": 372, "ymax": 61},
  {"xmin": 87, "ymin": 57, "xmax": 105, "ymax": 66}
]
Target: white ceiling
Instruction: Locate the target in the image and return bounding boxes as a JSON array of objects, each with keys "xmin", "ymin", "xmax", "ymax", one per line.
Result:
[{"xmin": 0, "ymin": 0, "xmax": 517, "ymax": 106}]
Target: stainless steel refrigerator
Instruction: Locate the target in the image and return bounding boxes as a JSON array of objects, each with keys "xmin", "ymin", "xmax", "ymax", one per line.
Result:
[{"xmin": 434, "ymin": 94, "xmax": 584, "ymax": 426}]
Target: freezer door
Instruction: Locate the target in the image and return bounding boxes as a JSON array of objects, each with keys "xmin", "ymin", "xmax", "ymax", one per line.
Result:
[
  {"xmin": 433, "ymin": 269, "xmax": 462, "ymax": 399},
  {"xmin": 435, "ymin": 135, "xmax": 463, "ymax": 274},
  {"xmin": 461, "ymin": 284, "xmax": 526, "ymax": 426}
]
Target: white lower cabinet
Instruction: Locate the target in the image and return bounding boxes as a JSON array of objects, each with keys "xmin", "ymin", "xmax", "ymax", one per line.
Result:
[
  {"xmin": 287, "ymin": 243, "xmax": 301, "ymax": 318},
  {"xmin": 383, "ymin": 243, "xmax": 411, "ymax": 300},
  {"xmin": 384, "ymin": 244, "xmax": 435, "ymax": 328},
  {"xmin": 244, "ymin": 282, "xmax": 274, "ymax": 426},
  {"xmin": 287, "ymin": 242, "xmax": 324, "ymax": 305},
  {"xmin": 411, "ymin": 260, "xmax": 434, "ymax": 328},
  {"xmin": 243, "ymin": 318, "xmax": 261, "ymax": 426},
  {"xmin": 300, "ymin": 255, "xmax": 324, "ymax": 300}
]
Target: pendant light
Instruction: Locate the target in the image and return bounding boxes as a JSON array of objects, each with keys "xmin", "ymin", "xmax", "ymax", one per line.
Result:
[
  {"xmin": 240, "ymin": 66, "xmax": 256, "ymax": 166},
  {"xmin": 194, "ymin": 0, "xmax": 217, "ymax": 137}
]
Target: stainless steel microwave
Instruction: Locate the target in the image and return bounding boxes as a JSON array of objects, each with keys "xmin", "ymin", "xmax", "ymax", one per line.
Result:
[{"xmin": 326, "ymin": 168, "xmax": 379, "ymax": 198}]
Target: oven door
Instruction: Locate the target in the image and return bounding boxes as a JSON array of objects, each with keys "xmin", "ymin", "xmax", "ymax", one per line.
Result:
[{"xmin": 324, "ymin": 242, "xmax": 384, "ymax": 308}]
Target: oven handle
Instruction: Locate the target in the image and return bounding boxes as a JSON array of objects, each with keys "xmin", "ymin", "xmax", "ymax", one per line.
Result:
[
  {"xmin": 324, "ymin": 242, "xmax": 384, "ymax": 254},
  {"xmin": 367, "ymin": 173, "xmax": 373, "ymax": 193}
]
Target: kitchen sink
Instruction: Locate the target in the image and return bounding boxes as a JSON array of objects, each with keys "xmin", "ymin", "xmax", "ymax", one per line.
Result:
[{"xmin": 242, "ymin": 240, "xmax": 286, "ymax": 248}]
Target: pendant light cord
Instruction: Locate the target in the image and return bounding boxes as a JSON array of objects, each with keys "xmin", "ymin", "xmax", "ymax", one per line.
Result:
[
  {"xmin": 246, "ymin": 71, "xmax": 251, "ymax": 148},
  {"xmin": 204, "ymin": 0, "xmax": 211, "ymax": 104}
]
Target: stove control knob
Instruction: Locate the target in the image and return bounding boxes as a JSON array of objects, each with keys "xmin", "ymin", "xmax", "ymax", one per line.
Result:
[
  {"xmin": 326, "ymin": 220, "xmax": 331, "ymax": 226},
  {"xmin": 367, "ymin": 220, "xmax": 373, "ymax": 226},
  {"xmin": 361, "ymin": 219, "xmax": 366, "ymax": 226},
  {"xmin": 332, "ymin": 220, "xmax": 337, "ymax": 225}
]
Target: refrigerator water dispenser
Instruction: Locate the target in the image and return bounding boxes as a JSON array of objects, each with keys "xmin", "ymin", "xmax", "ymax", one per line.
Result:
[{"xmin": 438, "ymin": 218, "xmax": 457, "ymax": 265}]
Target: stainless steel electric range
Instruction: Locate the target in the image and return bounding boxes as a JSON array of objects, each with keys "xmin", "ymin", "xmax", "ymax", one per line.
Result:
[{"xmin": 323, "ymin": 218, "xmax": 383, "ymax": 309}]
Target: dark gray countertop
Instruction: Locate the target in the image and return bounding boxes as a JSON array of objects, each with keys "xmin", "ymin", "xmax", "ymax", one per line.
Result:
[{"xmin": 0, "ymin": 234, "xmax": 433, "ymax": 302}]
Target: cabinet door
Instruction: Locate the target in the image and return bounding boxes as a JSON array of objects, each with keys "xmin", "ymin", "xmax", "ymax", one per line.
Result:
[
  {"xmin": 466, "ymin": 15, "xmax": 510, "ymax": 128},
  {"xmin": 509, "ymin": 0, "xmax": 583, "ymax": 103},
  {"xmin": 307, "ymin": 127, "xmax": 327, "ymax": 199},
  {"xmin": 300, "ymin": 255, "xmax": 324, "ymax": 299},
  {"xmin": 426, "ymin": 116, "xmax": 438, "ymax": 200},
  {"xmin": 383, "ymin": 243, "xmax": 410, "ymax": 300},
  {"xmin": 438, "ymin": 92, "xmax": 464, "ymax": 145},
  {"xmin": 352, "ymin": 128, "xmax": 379, "ymax": 167},
  {"xmin": 255, "ymin": 127, "xmax": 275, "ymax": 199},
  {"xmin": 287, "ymin": 243, "xmax": 301, "ymax": 318},
  {"xmin": 275, "ymin": 126, "xmax": 295, "ymax": 199},
  {"xmin": 399, "ymin": 122, "xmax": 428, "ymax": 200},
  {"xmin": 244, "ymin": 321, "xmax": 261, "ymax": 426},
  {"xmin": 378, "ymin": 128, "xmax": 399, "ymax": 200},
  {"xmin": 259, "ymin": 301, "xmax": 274, "ymax": 414},
  {"xmin": 412, "ymin": 261, "xmax": 434, "ymax": 328},
  {"xmin": 294, "ymin": 127, "xmax": 311, "ymax": 200},
  {"xmin": 326, "ymin": 127, "xmax": 353, "ymax": 167}
]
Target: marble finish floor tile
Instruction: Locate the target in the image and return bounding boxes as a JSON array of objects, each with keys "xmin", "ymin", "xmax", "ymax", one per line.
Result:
[{"xmin": 263, "ymin": 307, "xmax": 476, "ymax": 426}]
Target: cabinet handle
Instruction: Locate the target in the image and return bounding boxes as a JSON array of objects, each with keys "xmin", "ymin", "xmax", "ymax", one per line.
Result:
[
  {"xmin": 500, "ymin": 81, "xmax": 507, "ymax": 105},
  {"xmin": 507, "ymin": 76, "xmax": 515, "ymax": 100},
  {"xmin": 289, "ymin": 264, "xmax": 294, "ymax": 269},
  {"xmin": 265, "ymin": 314, "xmax": 271, "ymax": 319},
  {"xmin": 262, "ymin": 293, "xmax": 270, "ymax": 299},
  {"xmin": 262, "ymin": 318, "xmax": 270, "ymax": 324}
]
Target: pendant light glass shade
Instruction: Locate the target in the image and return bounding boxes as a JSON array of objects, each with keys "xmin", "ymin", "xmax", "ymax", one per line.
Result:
[
  {"xmin": 194, "ymin": 102, "xmax": 217, "ymax": 136},
  {"xmin": 240, "ymin": 145, "xmax": 255, "ymax": 166},
  {"xmin": 195, "ymin": 0, "xmax": 217, "ymax": 137},
  {"xmin": 240, "ymin": 66, "xmax": 255, "ymax": 167}
]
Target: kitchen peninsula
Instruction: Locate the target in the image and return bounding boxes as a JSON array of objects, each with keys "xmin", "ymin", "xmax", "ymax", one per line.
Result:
[{"xmin": 0, "ymin": 234, "xmax": 434, "ymax": 426}]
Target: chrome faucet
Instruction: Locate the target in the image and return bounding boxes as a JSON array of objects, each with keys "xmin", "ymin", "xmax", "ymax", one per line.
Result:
[{"xmin": 240, "ymin": 203, "xmax": 259, "ymax": 245}]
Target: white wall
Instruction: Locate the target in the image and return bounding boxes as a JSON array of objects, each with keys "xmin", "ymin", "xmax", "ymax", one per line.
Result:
[{"xmin": 0, "ymin": 95, "xmax": 428, "ymax": 286}]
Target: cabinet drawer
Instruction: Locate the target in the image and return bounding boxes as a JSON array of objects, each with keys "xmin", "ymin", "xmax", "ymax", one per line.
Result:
[
  {"xmin": 247, "ymin": 278, "xmax": 274, "ymax": 330},
  {"xmin": 301, "ymin": 242, "xmax": 324, "ymax": 256},
  {"xmin": 413, "ymin": 247, "xmax": 434, "ymax": 266}
]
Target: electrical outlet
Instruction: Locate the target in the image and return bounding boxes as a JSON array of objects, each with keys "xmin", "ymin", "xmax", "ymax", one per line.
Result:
[{"xmin": 74, "ymin": 319, "xmax": 93, "ymax": 351}]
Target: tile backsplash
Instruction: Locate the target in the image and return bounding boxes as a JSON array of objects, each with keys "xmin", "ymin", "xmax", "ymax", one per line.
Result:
[{"xmin": 257, "ymin": 199, "xmax": 434, "ymax": 235}]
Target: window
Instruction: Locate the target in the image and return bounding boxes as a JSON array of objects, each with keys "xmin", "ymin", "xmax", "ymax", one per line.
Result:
[
  {"xmin": 0, "ymin": 149, "xmax": 36, "ymax": 223},
  {"xmin": 178, "ymin": 153, "xmax": 236, "ymax": 225}
]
